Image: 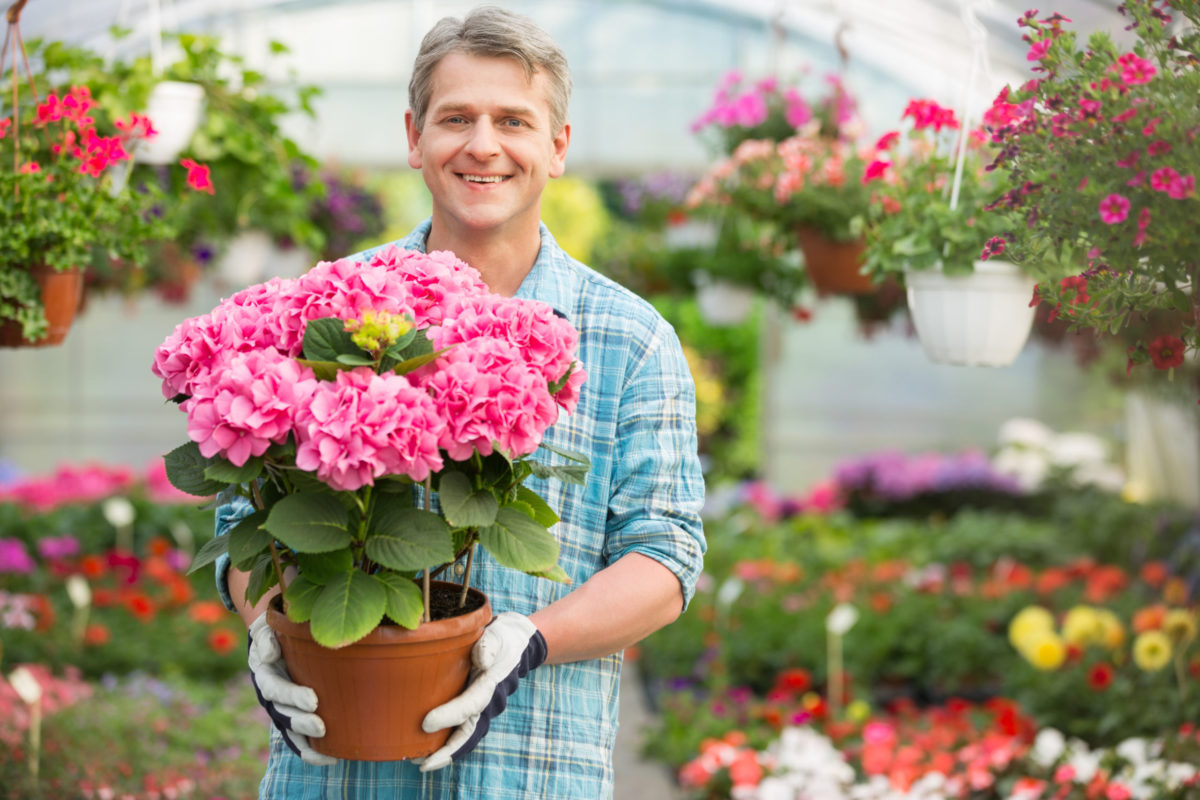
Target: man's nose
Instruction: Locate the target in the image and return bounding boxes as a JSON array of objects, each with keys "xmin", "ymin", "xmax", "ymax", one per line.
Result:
[{"xmin": 465, "ymin": 120, "xmax": 501, "ymax": 159}]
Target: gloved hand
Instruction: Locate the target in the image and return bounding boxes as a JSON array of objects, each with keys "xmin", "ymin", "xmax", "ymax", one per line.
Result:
[
  {"xmin": 247, "ymin": 612, "xmax": 337, "ymax": 766},
  {"xmin": 418, "ymin": 612, "xmax": 548, "ymax": 772}
]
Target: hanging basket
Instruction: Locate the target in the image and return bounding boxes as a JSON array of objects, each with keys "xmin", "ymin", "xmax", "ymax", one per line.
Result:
[
  {"xmin": 267, "ymin": 582, "xmax": 492, "ymax": 762},
  {"xmin": 904, "ymin": 260, "xmax": 1036, "ymax": 367},
  {"xmin": 0, "ymin": 265, "xmax": 85, "ymax": 348},
  {"xmin": 695, "ymin": 279, "xmax": 755, "ymax": 326},
  {"xmin": 794, "ymin": 227, "xmax": 873, "ymax": 295},
  {"xmin": 215, "ymin": 230, "xmax": 274, "ymax": 288},
  {"xmin": 135, "ymin": 80, "xmax": 205, "ymax": 165}
]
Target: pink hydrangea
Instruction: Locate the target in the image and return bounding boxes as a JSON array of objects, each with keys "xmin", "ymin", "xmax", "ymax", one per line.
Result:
[
  {"xmin": 429, "ymin": 294, "xmax": 583, "ymax": 400},
  {"xmin": 185, "ymin": 350, "xmax": 318, "ymax": 467},
  {"xmin": 365, "ymin": 246, "xmax": 489, "ymax": 327},
  {"xmin": 415, "ymin": 339, "xmax": 557, "ymax": 460},
  {"xmin": 273, "ymin": 258, "xmax": 417, "ymax": 355},
  {"xmin": 293, "ymin": 368, "xmax": 445, "ymax": 491}
]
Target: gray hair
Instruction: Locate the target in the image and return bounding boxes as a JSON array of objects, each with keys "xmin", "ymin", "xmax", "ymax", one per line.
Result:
[{"xmin": 409, "ymin": 5, "xmax": 572, "ymax": 134}]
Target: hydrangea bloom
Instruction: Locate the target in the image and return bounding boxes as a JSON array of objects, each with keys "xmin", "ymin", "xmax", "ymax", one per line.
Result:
[{"xmin": 153, "ymin": 249, "xmax": 584, "ymax": 490}]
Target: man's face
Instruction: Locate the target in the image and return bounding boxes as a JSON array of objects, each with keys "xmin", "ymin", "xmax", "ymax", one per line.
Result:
[{"xmin": 406, "ymin": 51, "xmax": 570, "ymax": 239}]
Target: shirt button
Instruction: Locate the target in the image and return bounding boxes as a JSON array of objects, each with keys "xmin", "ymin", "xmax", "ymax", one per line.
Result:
[{"xmin": 453, "ymin": 563, "xmax": 466, "ymax": 576}]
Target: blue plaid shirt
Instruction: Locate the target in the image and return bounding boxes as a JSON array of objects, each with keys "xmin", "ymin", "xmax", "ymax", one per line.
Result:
[{"xmin": 215, "ymin": 219, "xmax": 705, "ymax": 798}]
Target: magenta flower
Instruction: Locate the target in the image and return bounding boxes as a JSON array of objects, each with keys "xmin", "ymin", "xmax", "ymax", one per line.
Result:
[
  {"xmin": 1098, "ymin": 193, "xmax": 1131, "ymax": 224},
  {"xmin": 1150, "ymin": 166, "xmax": 1180, "ymax": 192},
  {"xmin": 0, "ymin": 539, "xmax": 35, "ymax": 574},
  {"xmin": 1118, "ymin": 53, "xmax": 1157, "ymax": 85},
  {"xmin": 731, "ymin": 91, "xmax": 769, "ymax": 128},
  {"xmin": 1147, "ymin": 140, "xmax": 1172, "ymax": 157},
  {"xmin": 782, "ymin": 88, "xmax": 812, "ymax": 128},
  {"xmin": 1168, "ymin": 174, "xmax": 1195, "ymax": 200},
  {"xmin": 36, "ymin": 535, "xmax": 81, "ymax": 561},
  {"xmin": 1134, "ymin": 207, "xmax": 1151, "ymax": 247},
  {"xmin": 1027, "ymin": 39, "xmax": 1052, "ymax": 61}
]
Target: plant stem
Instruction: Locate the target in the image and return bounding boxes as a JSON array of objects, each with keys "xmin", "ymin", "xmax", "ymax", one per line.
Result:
[
  {"xmin": 458, "ymin": 541, "xmax": 475, "ymax": 609},
  {"xmin": 249, "ymin": 479, "xmax": 266, "ymax": 511},
  {"xmin": 423, "ymin": 475, "xmax": 432, "ymax": 623},
  {"xmin": 269, "ymin": 540, "xmax": 288, "ymax": 596}
]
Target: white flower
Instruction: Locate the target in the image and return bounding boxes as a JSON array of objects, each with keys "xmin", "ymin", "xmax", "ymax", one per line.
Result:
[
  {"xmin": 1030, "ymin": 727, "xmax": 1066, "ymax": 767},
  {"xmin": 716, "ymin": 577, "xmax": 745, "ymax": 609},
  {"xmin": 66, "ymin": 575, "xmax": 92, "ymax": 609},
  {"xmin": 992, "ymin": 448, "xmax": 1050, "ymax": 491},
  {"xmin": 102, "ymin": 496, "xmax": 136, "ymax": 529},
  {"xmin": 1115, "ymin": 737, "xmax": 1158, "ymax": 766},
  {"xmin": 997, "ymin": 417, "xmax": 1054, "ymax": 449},
  {"xmin": 1071, "ymin": 462, "xmax": 1126, "ymax": 492},
  {"xmin": 8, "ymin": 665, "xmax": 42, "ymax": 704},
  {"xmin": 1047, "ymin": 432, "xmax": 1109, "ymax": 469},
  {"xmin": 826, "ymin": 603, "xmax": 859, "ymax": 636},
  {"xmin": 1067, "ymin": 743, "xmax": 1102, "ymax": 783}
]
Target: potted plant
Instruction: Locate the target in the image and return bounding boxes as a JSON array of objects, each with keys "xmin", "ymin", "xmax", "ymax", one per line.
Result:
[
  {"xmin": 687, "ymin": 74, "xmax": 879, "ymax": 296},
  {"xmin": 158, "ymin": 245, "xmax": 588, "ymax": 761},
  {"xmin": 862, "ymin": 99, "xmax": 1033, "ymax": 366},
  {"xmin": 985, "ymin": 3, "xmax": 1200, "ymax": 377},
  {"xmin": 40, "ymin": 33, "xmax": 328, "ymax": 299}
]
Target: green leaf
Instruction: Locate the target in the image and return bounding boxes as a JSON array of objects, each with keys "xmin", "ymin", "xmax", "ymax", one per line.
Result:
[
  {"xmin": 186, "ymin": 533, "xmax": 230, "ymax": 575},
  {"xmin": 390, "ymin": 346, "xmax": 450, "ymax": 376},
  {"xmin": 263, "ymin": 493, "xmax": 352, "ymax": 553},
  {"xmin": 283, "ymin": 575, "xmax": 325, "ymax": 623},
  {"xmin": 537, "ymin": 441, "xmax": 591, "ymax": 465},
  {"xmin": 205, "ymin": 457, "xmax": 264, "ymax": 484},
  {"xmin": 228, "ymin": 510, "xmax": 272, "ymax": 568},
  {"xmin": 295, "ymin": 358, "xmax": 345, "ymax": 381},
  {"xmin": 529, "ymin": 564, "xmax": 572, "ymax": 584},
  {"xmin": 335, "ymin": 353, "xmax": 375, "ymax": 366},
  {"xmin": 302, "ymin": 317, "xmax": 362, "ymax": 363},
  {"xmin": 478, "ymin": 507, "xmax": 559, "ymax": 573},
  {"xmin": 245, "ymin": 552, "xmax": 279, "ymax": 606},
  {"xmin": 547, "ymin": 364, "xmax": 575, "ymax": 396},
  {"xmin": 438, "ymin": 472, "xmax": 499, "ymax": 528},
  {"xmin": 309, "ymin": 571, "xmax": 387, "ymax": 648},
  {"xmin": 296, "ymin": 550, "xmax": 355, "ymax": 584},
  {"xmin": 365, "ymin": 499, "xmax": 454, "ymax": 571},
  {"xmin": 163, "ymin": 442, "xmax": 227, "ymax": 497},
  {"xmin": 376, "ymin": 572, "xmax": 423, "ymax": 629},
  {"xmin": 527, "ymin": 461, "xmax": 590, "ymax": 486},
  {"xmin": 515, "ymin": 487, "xmax": 559, "ymax": 528}
]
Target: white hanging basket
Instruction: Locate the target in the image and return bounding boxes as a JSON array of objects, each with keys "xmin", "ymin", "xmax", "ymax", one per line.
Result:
[
  {"xmin": 904, "ymin": 259, "xmax": 1036, "ymax": 367},
  {"xmin": 136, "ymin": 80, "xmax": 205, "ymax": 165},
  {"xmin": 695, "ymin": 279, "xmax": 755, "ymax": 327}
]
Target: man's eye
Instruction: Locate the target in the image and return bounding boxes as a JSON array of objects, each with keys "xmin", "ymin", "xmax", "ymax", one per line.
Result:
[
  {"xmin": 503, "ymin": 118, "xmax": 525, "ymax": 128},
  {"xmin": 446, "ymin": 116, "xmax": 467, "ymax": 124}
]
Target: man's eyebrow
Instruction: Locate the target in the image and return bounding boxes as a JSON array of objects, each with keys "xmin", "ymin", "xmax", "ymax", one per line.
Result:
[{"xmin": 430, "ymin": 102, "xmax": 539, "ymax": 119}]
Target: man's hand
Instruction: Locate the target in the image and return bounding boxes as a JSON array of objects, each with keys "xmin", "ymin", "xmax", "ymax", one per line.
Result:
[
  {"xmin": 247, "ymin": 613, "xmax": 336, "ymax": 766},
  {"xmin": 418, "ymin": 612, "xmax": 547, "ymax": 772}
]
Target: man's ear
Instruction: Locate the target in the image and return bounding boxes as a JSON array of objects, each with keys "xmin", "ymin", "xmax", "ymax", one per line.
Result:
[
  {"xmin": 406, "ymin": 109, "xmax": 423, "ymax": 169},
  {"xmin": 548, "ymin": 122, "xmax": 571, "ymax": 179}
]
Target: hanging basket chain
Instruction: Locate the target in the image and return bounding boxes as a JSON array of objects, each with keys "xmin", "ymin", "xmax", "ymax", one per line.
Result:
[{"xmin": 3, "ymin": 0, "xmax": 40, "ymax": 196}]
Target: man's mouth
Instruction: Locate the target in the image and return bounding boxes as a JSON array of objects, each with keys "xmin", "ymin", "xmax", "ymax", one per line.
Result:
[{"xmin": 460, "ymin": 174, "xmax": 510, "ymax": 184}]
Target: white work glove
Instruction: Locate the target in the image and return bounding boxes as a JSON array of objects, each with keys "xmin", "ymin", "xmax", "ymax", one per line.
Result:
[
  {"xmin": 247, "ymin": 612, "xmax": 337, "ymax": 766},
  {"xmin": 417, "ymin": 611, "xmax": 548, "ymax": 772}
]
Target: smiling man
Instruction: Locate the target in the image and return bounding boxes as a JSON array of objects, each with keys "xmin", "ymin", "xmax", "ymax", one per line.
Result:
[{"xmin": 218, "ymin": 6, "xmax": 706, "ymax": 798}]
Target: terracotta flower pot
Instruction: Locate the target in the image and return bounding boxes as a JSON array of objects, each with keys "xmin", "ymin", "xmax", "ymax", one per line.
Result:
[
  {"xmin": 795, "ymin": 227, "xmax": 873, "ymax": 295},
  {"xmin": 0, "ymin": 265, "xmax": 85, "ymax": 348},
  {"xmin": 267, "ymin": 582, "xmax": 492, "ymax": 761}
]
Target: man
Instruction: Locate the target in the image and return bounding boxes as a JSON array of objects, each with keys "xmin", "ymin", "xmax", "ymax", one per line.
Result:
[{"xmin": 215, "ymin": 6, "xmax": 705, "ymax": 798}]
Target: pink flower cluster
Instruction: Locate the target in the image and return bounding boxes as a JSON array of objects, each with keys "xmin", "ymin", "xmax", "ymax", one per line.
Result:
[{"xmin": 153, "ymin": 250, "xmax": 585, "ymax": 492}]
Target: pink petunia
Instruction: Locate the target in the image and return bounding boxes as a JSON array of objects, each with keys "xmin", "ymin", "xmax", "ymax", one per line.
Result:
[
  {"xmin": 1168, "ymin": 174, "xmax": 1195, "ymax": 200},
  {"xmin": 1134, "ymin": 207, "xmax": 1151, "ymax": 247},
  {"xmin": 1027, "ymin": 39, "xmax": 1052, "ymax": 61},
  {"xmin": 874, "ymin": 131, "xmax": 900, "ymax": 151},
  {"xmin": 1118, "ymin": 53, "xmax": 1157, "ymax": 86},
  {"xmin": 1098, "ymin": 193, "xmax": 1131, "ymax": 224},
  {"xmin": 1147, "ymin": 140, "xmax": 1172, "ymax": 157},
  {"xmin": 783, "ymin": 88, "xmax": 812, "ymax": 128},
  {"xmin": 179, "ymin": 158, "xmax": 215, "ymax": 194},
  {"xmin": 1151, "ymin": 167, "xmax": 1180, "ymax": 192},
  {"xmin": 861, "ymin": 159, "xmax": 891, "ymax": 184}
]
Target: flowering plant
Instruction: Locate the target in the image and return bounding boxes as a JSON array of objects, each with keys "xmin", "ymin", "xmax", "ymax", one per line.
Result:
[
  {"xmin": 690, "ymin": 70, "xmax": 860, "ymax": 155},
  {"xmin": 0, "ymin": 81, "xmax": 187, "ymax": 340},
  {"xmin": 862, "ymin": 99, "xmax": 1018, "ymax": 278},
  {"xmin": 985, "ymin": 2, "xmax": 1200, "ymax": 373},
  {"xmin": 156, "ymin": 248, "xmax": 587, "ymax": 648}
]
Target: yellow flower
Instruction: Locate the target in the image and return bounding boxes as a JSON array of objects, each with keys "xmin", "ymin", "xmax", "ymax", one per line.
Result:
[
  {"xmin": 1021, "ymin": 631, "xmax": 1067, "ymax": 671},
  {"xmin": 1008, "ymin": 605, "xmax": 1056, "ymax": 651},
  {"xmin": 846, "ymin": 699, "xmax": 871, "ymax": 722},
  {"xmin": 1133, "ymin": 630, "xmax": 1173, "ymax": 672},
  {"xmin": 1095, "ymin": 609, "xmax": 1126, "ymax": 650},
  {"xmin": 681, "ymin": 345, "xmax": 725, "ymax": 438},
  {"xmin": 1162, "ymin": 609, "xmax": 1197, "ymax": 646},
  {"xmin": 1062, "ymin": 605, "xmax": 1104, "ymax": 647}
]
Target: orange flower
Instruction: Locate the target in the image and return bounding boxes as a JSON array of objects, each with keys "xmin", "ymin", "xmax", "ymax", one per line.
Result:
[
  {"xmin": 1036, "ymin": 567, "xmax": 1074, "ymax": 596},
  {"xmin": 148, "ymin": 537, "xmax": 172, "ymax": 557},
  {"xmin": 83, "ymin": 623, "xmax": 110, "ymax": 646},
  {"xmin": 188, "ymin": 601, "xmax": 226, "ymax": 625},
  {"xmin": 167, "ymin": 576, "xmax": 195, "ymax": 605},
  {"xmin": 1087, "ymin": 662, "xmax": 1115, "ymax": 691},
  {"xmin": 1133, "ymin": 604, "xmax": 1167, "ymax": 633},
  {"xmin": 143, "ymin": 556, "xmax": 176, "ymax": 583},
  {"xmin": 1085, "ymin": 565, "xmax": 1128, "ymax": 603},
  {"xmin": 1140, "ymin": 561, "xmax": 1169, "ymax": 588},
  {"xmin": 870, "ymin": 592, "xmax": 893, "ymax": 613},
  {"xmin": 124, "ymin": 592, "xmax": 156, "ymax": 622},
  {"xmin": 80, "ymin": 554, "xmax": 106, "ymax": 578},
  {"xmin": 1165, "ymin": 577, "xmax": 1190, "ymax": 606},
  {"xmin": 28, "ymin": 594, "xmax": 56, "ymax": 632},
  {"xmin": 774, "ymin": 667, "xmax": 812, "ymax": 693},
  {"xmin": 207, "ymin": 628, "xmax": 238, "ymax": 655}
]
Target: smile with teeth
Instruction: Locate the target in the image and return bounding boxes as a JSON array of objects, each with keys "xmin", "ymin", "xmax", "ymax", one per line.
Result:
[{"xmin": 461, "ymin": 174, "xmax": 510, "ymax": 183}]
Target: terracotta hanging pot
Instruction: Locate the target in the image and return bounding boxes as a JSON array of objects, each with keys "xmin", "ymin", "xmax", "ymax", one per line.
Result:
[
  {"xmin": 267, "ymin": 582, "xmax": 492, "ymax": 761},
  {"xmin": 795, "ymin": 226, "xmax": 873, "ymax": 295},
  {"xmin": 0, "ymin": 265, "xmax": 85, "ymax": 348}
]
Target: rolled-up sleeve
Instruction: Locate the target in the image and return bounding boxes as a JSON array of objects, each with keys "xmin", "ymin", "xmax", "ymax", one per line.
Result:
[
  {"xmin": 603, "ymin": 319, "xmax": 706, "ymax": 609},
  {"xmin": 212, "ymin": 495, "xmax": 255, "ymax": 611}
]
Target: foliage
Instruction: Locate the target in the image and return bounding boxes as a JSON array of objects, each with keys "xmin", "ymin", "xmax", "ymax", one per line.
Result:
[
  {"xmin": 539, "ymin": 174, "xmax": 613, "ymax": 265},
  {"xmin": 862, "ymin": 99, "xmax": 1018, "ymax": 278},
  {"xmin": 0, "ymin": 80, "xmax": 173, "ymax": 340},
  {"xmin": 300, "ymin": 165, "xmax": 387, "ymax": 262},
  {"xmin": 38, "ymin": 32, "xmax": 327, "ymax": 298},
  {"xmin": 986, "ymin": 2, "xmax": 1200, "ymax": 369},
  {"xmin": 157, "ymin": 249, "xmax": 588, "ymax": 649},
  {"xmin": 0, "ymin": 671, "xmax": 267, "ymax": 799}
]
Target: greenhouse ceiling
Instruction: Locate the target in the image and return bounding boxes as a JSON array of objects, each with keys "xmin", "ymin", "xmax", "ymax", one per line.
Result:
[{"xmin": 12, "ymin": 0, "xmax": 1131, "ymax": 171}]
